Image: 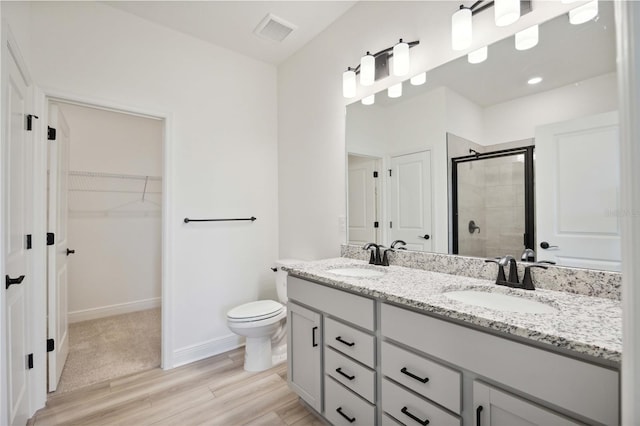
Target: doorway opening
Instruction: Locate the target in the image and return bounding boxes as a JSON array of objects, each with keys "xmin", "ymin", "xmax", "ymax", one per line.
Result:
[{"xmin": 46, "ymin": 99, "xmax": 164, "ymax": 395}]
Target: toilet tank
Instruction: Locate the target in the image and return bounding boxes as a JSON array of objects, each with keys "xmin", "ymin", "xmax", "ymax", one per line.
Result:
[{"xmin": 275, "ymin": 259, "xmax": 303, "ymax": 303}]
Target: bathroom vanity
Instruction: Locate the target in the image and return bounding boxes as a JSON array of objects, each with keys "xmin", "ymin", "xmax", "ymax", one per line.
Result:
[{"xmin": 285, "ymin": 258, "xmax": 621, "ymax": 426}]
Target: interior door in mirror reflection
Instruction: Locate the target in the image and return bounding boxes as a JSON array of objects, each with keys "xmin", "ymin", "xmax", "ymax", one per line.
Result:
[
  {"xmin": 388, "ymin": 151, "xmax": 433, "ymax": 251},
  {"xmin": 348, "ymin": 154, "xmax": 381, "ymax": 245},
  {"xmin": 535, "ymin": 111, "xmax": 621, "ymax": 272}
]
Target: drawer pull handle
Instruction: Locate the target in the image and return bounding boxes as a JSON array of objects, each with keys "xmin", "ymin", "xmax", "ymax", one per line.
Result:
[
  {"xmin": 335, "ymin": 367, "xmax": 355, "ymax": 381},
  {"xmin": 401, "ymin": 406, "xmax": 430, "ymax": 426},
  {"xmin": 336, "ymin": 407, "xmax": 356, "ymax": 423},
  {"xmin": 476, "ymin": 405, "xmax": 483, "ymax": 426},
  {"xmin": 335, "ymin": 336, "xmax": 355, "ymax": 347},
  {"xmin": 401, "ymin": 367, "xmax": 429, "ymax": 383},
  {"xmin": 312, "ymin": 326, "xmax": 318, "ymax": 347}
]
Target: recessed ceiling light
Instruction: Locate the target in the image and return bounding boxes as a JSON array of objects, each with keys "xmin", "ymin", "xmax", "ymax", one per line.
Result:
[{"xmin": 528, "ymin": 77, "xmax": 543, "ymax": 85}]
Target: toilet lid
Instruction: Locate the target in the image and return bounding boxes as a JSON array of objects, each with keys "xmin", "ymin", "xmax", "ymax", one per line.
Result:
[{"xmin": 227, "ymin": 300, "xmax": 284, "ymax": 322}]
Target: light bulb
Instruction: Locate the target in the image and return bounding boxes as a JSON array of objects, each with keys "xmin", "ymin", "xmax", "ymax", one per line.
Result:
[
  {"xmin": 451, "ymin": 7, "xmax": 472, "ymax": 51},
  {"xmin": 468, "ymin": 46, "xmax": 488, "ymax": 64},
  {"xmin": 410, "ymin": 72, "xmax": 427, "ymax": 86},
  {"xmin": 569, "ymin": 0, "xmax": 598, "ymax": 25},
  {"xmin": 495, "ymin": 0, "xmax": 520, "ymax": 27},
  {"xmin": 392, "ymin": 39, "xmax": 410, "ymax": 77},
  {"xmin": 362, "ymin": 94, "xmax": 375, "ymax": 106},
  {"xmin": 342, "ymin": 68, "xmax": 356, "ymax": 98},
  {"xmin": 515, "ymin": 25, "xmax": 539, "ymax": 50},
  {"xmin": 388, "ymin": 83, "xmax": 402, "ymax": 98},
  {"xmin": 360, "ymin": 52, "xmax": 375, "ymax": 86}
]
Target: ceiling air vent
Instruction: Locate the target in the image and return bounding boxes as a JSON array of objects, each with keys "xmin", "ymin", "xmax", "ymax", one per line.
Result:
[{"xmin": 253, "ymin": 13, "xmax": 297, "ymax": 42}]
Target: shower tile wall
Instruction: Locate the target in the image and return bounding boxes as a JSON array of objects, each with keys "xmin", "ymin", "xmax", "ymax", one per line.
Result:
[{"xmin": 458, "ymin": 155, "xmax": 525, "ymax": 259}]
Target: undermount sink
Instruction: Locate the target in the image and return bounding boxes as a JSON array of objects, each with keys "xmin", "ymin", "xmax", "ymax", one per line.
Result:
[
  {"xmin": 328, "ymin": 267, "xmax": 386, "ymax": 278},
  {"xmin": 443, "ymin": 290, "xmax": 558, "ymax": 314}
]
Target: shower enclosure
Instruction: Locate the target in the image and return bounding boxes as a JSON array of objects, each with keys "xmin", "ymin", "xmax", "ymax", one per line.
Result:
[{"xmin": 451, "ymin": 147, "xmax": 535, "ymax": 260}]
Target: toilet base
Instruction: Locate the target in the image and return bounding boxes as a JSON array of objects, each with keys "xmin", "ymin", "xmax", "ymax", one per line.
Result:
[{"xmin": 244, "ymin": 336, "xmax": 273, "ymax": 372}]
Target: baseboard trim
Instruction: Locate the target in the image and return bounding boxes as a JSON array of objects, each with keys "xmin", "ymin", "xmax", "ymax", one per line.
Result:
[
  {"xmin": 172, "ymin": 334, "xmax": 244, "ymax": 368},
  {"xmin": 68, "ymin": 297, "xmax": 161, "ymax": 323}
]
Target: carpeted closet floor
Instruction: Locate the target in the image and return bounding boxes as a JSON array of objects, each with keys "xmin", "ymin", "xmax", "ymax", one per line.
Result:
[{"xmin": 52, "ymin": 308, "xmax": 161, "ymax": 395}]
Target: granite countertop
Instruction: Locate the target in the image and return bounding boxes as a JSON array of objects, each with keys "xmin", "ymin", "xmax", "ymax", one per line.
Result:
[{"xmin": 283, "ymin": 257, "xmax": 622, "ymax": 365}]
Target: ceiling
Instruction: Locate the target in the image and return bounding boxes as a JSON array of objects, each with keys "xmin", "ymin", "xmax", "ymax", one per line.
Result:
[{"xmin": 105, "ymin": 1, "xmax": 356, "ymax": 65}]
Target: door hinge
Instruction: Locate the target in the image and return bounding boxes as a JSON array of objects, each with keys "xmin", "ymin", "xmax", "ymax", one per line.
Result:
[
  {"xmin": 47, "ymin": 233, "xmax": 55, "ymax": 246},
  {"xmin": 373, "ymin": 171, "xmax": 378, "ymax": 178},
  {"xmin": 26, "ymin": 114, "xmax": 39, "ymax": 131},
  {"xmin": 27, "ymin": 353, "xmax": 34, "ymax": 369},
  {"xmin": 26, "ymin": 234, "xmax": 32, "ymax": 250},
  {"xmin": 388, "ymin": 169, "xmax": 392, "ymax": 177},
  {"xmin": 374, "ymin": 221, "xmax": 379, "ymax": 228},
  {"xmin": 47, "ymin": 126, "xmax": 57, "ymax": 141},
  {"xmin": 390, "ymin": 221, "xmax": 393, "ymax": 229},
  {"xmin": 47, "ymin": 339, "xmax": 55, "ymax": 353}
]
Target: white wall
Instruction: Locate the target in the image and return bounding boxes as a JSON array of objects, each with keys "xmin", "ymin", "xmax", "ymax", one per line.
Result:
[
  {"xmin": 483, "ymin": 72, "xmax": 618, "ymax": 144},
  {"xmin": 3, "ymin": 1, "xmax": 279, "ymax": 367},
  {"xmin": 58, "ymin": 103, "xmax": 163, "ymax": 322},
  {"xmin": 278, "ymin": 0, "xmax": 579, "ymax": 260}
]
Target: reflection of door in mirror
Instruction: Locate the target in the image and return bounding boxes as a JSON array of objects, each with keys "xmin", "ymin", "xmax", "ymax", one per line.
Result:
[
  {"xmin": 388, "ymin": 151, "xmax": 433, "ymax": 251},
  {"xmin": 348, "ymin": 154, "xmax": 381, "ymax": 245},
  {"xmin": 452, "ymin": 147, "xmax": 534, "ymax": 260},
  {"xmin": 536, "ymin": 111, "xmax": 620, "ymax": 271}
]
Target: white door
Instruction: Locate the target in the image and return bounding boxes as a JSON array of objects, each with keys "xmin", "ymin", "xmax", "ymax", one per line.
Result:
[
  {"xmin": 47, "ymin": 103, "xmax": 70, "ymax": 391},
  {"xmin": 474, "ymin": 381, "xmax": 579, "ymax": 426},
  {"xmin": 388, "ymin": 151, "xmax": 432, "ymax": 251},
  {"xmin": 348, "ymin": 154, "xmax": 380, "ymax": 245},
  {"xmin": 3, "ymin": 44, "xmax": 31, "ymax": 426},
  {"xmin": 535, "ymin": 112, "xmax": 620, "ymax": 271}
]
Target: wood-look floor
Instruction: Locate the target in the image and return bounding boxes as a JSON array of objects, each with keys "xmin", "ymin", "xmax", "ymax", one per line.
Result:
[{"xmin": 30, "ymin": 348, "xmax": 325, "ymax": 426}]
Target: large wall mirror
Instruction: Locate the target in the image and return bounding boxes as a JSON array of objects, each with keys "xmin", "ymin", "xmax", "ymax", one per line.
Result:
[{"xmin": 346, "ymin": 2, "xmax": 619, "ymax": 271}]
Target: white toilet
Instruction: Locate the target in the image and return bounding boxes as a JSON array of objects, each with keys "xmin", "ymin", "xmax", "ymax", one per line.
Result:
[{"xmin": 227, "ymin": 259, "xmax": 300, "ymax": 372}]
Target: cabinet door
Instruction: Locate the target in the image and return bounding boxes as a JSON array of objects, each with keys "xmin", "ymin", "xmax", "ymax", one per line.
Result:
[
  {"xmin": 288, "ymin": 302, "xmax": 322, "ymax": 412},
  {"xmin": 473, "ymin": 381, "xmax": 580, "ymax": 426}
]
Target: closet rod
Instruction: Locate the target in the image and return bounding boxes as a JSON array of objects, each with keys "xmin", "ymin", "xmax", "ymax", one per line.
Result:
[{"xmin": 183, "ymin": 216, "xmax": 257, "ymax": 224}]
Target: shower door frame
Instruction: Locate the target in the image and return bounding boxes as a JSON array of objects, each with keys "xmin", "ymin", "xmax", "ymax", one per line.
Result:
[{"xmin": 450, "ymin": 146, "xmax": 535, "ymax": 256}]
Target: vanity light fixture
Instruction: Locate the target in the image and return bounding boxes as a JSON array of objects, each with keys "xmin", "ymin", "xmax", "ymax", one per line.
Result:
[
  {"xmin": 452, "ymin": 6, "xmax": 473, "ymax": 51},
  {"xmin": 468, "ymin": 46, "xmax": 488, "ymax": 64},
  {"xmin": 360, "ymin": 52, "xmax": 375, "ymax": 86},
  {"xmin": 410, "ymin": 72, "xmax": 427, "ymax": 86},
  {"xmin": 515, "ymin": 24, "xmax": 538, "ymax": 50},
  {"xmin": 343, "ymin": 67, "xmax": 356, "ymax": 98},
  {"xmin": 362, "ymin": 94, "xmax": 375, "ymax": 106},
  {"xmin": 451, "ymin": 1, "xmax": 531, "ymax": 54},
  {"xmin": 342, "ymin": 39, "xmax": 419, "ymax": 99},
  {"xmin": 388, "ymin": 82, "xmax": 402, "ymax": 98},
  {"xmin": 569, "ymin": 0, "xmax": 598, "ymax": 25},
  {"xmin": 527, "ymin": 76, "xmax": 542, "ymax": 85},
  {"xmin": 495, "ymin": 0, "xmax": 520, "ymax": 26}
]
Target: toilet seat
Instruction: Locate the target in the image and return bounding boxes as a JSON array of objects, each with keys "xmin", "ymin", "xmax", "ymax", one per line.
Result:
[{"xmin": 227, "ymin": 300, "xmax": 284, "ymax": 323}]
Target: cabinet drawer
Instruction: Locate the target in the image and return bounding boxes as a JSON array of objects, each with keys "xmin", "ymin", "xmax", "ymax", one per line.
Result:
[
  {"xmin": 325, "ymin": 347, "xmax": 375, "ymax": 403},
  {"xmin": 381, "ymin": 414, "xmax": 403, "ymax": 425},
  {"xmin": 288, "ymin": 276, "xmax": 375, "ymax": 331},
  {"xmin": 325, "ymin": 376, "xmax": 376, "ymax": 426},
  {"xmin": 382, "ymin": 378, "xmax": 460, "ymax": 426},
  {"xmin": 381, "ymin": 303, "xmax": 619, "ymax": 425},
  {"xmin": 325, "ymin": 317, "xmax": 375, "ymax": 368},
  {"xmin": 382, "ymin": 341, "xmax": 461, "ymax": 414}
]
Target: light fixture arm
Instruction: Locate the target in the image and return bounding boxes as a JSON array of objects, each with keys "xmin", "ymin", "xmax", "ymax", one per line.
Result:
[{"xmin": 347, "ymin": 40, "xmax": 420, "ymax": 75}]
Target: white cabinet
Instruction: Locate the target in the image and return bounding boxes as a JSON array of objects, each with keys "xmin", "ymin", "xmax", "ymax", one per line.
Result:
[
  {"xmin": 287, "ymin": 302, "xmax": 322, "ymax": 412},
  {"xmin": 473, "ymin": 381, "xmax": 581, "ymax": 426}
]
